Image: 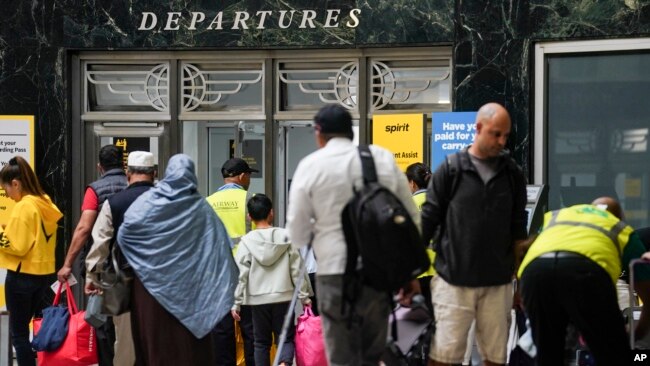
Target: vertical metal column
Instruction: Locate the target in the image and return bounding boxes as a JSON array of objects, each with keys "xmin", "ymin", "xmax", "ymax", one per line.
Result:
[{"xmin": 0, "ymin": 311, "xmax": 12, "ymax": 366}]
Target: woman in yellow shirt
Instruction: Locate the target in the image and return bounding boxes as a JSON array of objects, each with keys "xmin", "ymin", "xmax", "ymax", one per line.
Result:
[
  {"xmin": 405, "ymin": 162, "xmax": 434, "ymax": 314},
  {"xmin": 0, "ymin": 156, "xmax": 62, "ymax": 366}
]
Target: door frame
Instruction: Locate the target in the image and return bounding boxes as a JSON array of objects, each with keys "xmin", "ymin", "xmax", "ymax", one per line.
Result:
[{"xmin": 275, "ymin": 121, "xmax": 314, "ymax": 227}]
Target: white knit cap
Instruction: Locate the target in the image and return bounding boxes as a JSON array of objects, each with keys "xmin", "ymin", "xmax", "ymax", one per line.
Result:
[{"xmin": 127, "ymin": 151, "xmax": 155, "ymax": 167}]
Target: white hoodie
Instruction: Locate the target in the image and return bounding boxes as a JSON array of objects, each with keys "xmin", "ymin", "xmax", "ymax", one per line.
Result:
[{"xmin": 232, "ymin": 227, "xmax": 313, "ymax": 311}]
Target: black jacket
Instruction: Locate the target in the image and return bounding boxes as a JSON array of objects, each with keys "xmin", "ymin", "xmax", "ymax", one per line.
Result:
[
  {"xmin": 108, "ymin": 181, "xmax": 155, "ymax": 270},
  {"xmin": 421, "ymin": 148, "xmax": 528, "ymax": 286}
]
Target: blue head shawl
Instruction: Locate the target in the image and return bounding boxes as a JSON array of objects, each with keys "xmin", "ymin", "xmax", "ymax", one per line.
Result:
[{"xmin": 117, "ymin": 154, "xmax": 238, "ymax": 338}]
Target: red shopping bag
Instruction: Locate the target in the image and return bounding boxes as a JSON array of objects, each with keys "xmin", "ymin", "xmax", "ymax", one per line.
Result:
[
  {"xmin": 34, "ymin": 282, "xmax": 98, "ymax": 366},
  {"xmin": 295, "ymin": 306, "xmax": 328, "ymax": 366}
]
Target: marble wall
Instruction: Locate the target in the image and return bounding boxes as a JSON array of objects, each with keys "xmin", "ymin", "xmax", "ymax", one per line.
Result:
[{"xmin": 1, "ymin": 0, "xmax": 649, "ymax": 243}]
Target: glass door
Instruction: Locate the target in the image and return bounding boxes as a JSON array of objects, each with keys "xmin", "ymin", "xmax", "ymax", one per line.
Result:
[
  {"xmin": 275, "ymin": 121, "xmax": 317, "ymax": 227},
  {"xmin": 182, "ymin": 121, "xmax": 265, "ymax": 197},
  {"xmin": 535, "ymin": 40, "xmax": 650, "ymax": 228},
  {"xmin": 84, "ymin": 121, "xmax": 169, "ymax": 184},
  {"xmin": 275, "ymin": 121, "xmax": 359, "ymax": 226},
  {"xmin": 237, "ymin": 121, "xmax": 266, "ymax": 195}
]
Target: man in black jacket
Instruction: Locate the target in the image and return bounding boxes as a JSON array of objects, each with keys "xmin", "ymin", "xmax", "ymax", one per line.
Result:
[{"xmin": 421, "ymin": 103, "xmax": 528, "ymax": 366}]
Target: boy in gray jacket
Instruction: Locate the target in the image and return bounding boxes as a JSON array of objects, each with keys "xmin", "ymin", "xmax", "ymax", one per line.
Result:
[{"xmin": 231, "ymin": 194, "xmax": 312, "ymax": 366}]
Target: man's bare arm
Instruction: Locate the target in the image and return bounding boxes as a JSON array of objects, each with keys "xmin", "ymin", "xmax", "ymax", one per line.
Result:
[{"xmin": 57, "ymin": 210, "xmax": 98, "ymax": 282}]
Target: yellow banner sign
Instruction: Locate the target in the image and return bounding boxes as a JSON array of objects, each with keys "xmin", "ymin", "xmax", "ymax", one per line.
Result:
[
  {"xmin": 0, "ymin": 116, "xmax": 35, "ymax": 226},
  {"xmin": 372, "ymin": 114, "xmax": 424, "ymax": 171},
  {"xmin": 0, "ymin": 116, "xmax": 35, "ymax": 311}
]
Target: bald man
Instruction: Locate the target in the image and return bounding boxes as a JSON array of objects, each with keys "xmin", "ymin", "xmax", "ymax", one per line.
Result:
[
  {"xmin": 421, "ymin": 103, "xmax": 528, "ymax": 366},
  {"xmin": 518, "ymin": 197, "xmax": 650, "ymax": 366}
]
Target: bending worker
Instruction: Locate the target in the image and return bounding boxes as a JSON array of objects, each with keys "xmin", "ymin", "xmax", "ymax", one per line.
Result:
[{"xmin": 518, "ymin": 197, "xmax": 650, "ymax": 366}]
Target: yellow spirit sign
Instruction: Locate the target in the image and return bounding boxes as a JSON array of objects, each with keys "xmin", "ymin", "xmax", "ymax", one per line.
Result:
[{"xmin": 372, "ymin": 114, "xmax": 424, "ymax": 171}]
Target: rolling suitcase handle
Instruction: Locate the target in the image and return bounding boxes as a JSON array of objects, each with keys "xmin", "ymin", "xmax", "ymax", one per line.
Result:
[{"xmin": 627, "ymin": 258, "xmax": 650, "ymax": 348}]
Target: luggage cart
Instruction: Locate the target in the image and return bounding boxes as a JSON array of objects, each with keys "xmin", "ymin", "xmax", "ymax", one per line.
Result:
[
  {"xmin": 628, "ymin": 258, "xmax": 650, "ymax": 349},
  {"xmin": 382, "ymin": 296, "xmax": 433, "ymax": 366}
]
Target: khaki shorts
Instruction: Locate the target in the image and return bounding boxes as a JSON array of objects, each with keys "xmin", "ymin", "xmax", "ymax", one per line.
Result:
[{"xmin": 429, "ymin": 276, "xmax": 513, "ymax": 364}]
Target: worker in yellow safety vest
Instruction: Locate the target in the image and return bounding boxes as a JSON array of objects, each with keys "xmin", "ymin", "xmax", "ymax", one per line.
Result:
[
  {"xmin": 207, "ymin": 158, "xmax": 257, "ymax": 250},
  {"xmin": 405, "ymin": 162, "xmax": 435, "ymax": 314},
  {"xmin": 518, "ymin": 197, "xmax": 650, "ymax": 366},
  {"xmin": 208, "ymin": 157, "xmax": 258, "ymax": 366}
]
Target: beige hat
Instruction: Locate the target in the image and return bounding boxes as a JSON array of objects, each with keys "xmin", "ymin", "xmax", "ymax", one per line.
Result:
[{"xmin": 127, "ymin": 151, "xmax": 155, "ymax": 167}]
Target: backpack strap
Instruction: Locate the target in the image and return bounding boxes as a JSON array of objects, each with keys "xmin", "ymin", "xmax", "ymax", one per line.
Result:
[
  {"xmin": 433, "ymin": 153, "xmax": 461, "ymax": 245},
  {"xmin": 358, "ymin": 145, "xmax": 378, "ymax": 184},
  {"xmin": 446, "ymin": 152, "xmax": 461, "ymax": 201}
]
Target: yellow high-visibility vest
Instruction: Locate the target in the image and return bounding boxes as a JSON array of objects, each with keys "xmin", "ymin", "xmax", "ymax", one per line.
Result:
[
  {"xmin": 206, "ymin": 187, "xmax": 253, "ymax": 248},
  {"xmin": 413, "ymin": 190, "xmax": 426, "ymax": 211},
  {"xmin": 413, "ymin": 190, "xmax": 436, "ymax": 278},
  {"xmin": 518, "ymin": 204, "xmax": 633, "ymax": 283}
]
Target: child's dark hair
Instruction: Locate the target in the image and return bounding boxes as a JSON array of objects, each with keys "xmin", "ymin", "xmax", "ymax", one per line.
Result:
[
  {"xmin": 247, "ymin": 193, "xmax": 273, "ymax": 221},
  {"xmin": 405, "ymin": 162, "xmax": 432, "ymax": 190},
  {"xmin": 0, "ymin": 156, "xmax": 47, "ymax": 197}
]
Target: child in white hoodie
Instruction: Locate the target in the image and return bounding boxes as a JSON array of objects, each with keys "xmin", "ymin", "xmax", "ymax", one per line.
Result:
[{"xmin": 231, "ymin": 194, "xmax": 312, "ymax": 366}]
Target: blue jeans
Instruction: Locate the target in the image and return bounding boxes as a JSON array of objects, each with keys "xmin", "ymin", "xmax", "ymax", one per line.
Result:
[{"xmin": 5, "ymin": 271, "xmax": 54, "ymax": 366}]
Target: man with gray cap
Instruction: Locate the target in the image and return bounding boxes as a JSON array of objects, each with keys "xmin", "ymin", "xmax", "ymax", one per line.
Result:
[
  {"xmin": 287, "ymin": 104, "xmax": 420, "ymax": 365},
  {"xmin": 85, "ymin": 151, "xmax": 156, "ymax": 366},
  {"xmin": 207, "ymin": 157, "xmax": 258, "ymax": 366}
]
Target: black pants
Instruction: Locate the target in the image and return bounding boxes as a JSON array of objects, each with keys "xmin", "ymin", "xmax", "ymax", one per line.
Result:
[
  {"xmin": 308, "ymin": 273, "xmax": 319, "ymax": 316},
  {"xmin": 521, "ymin": 254, "xmax": 630, "ymax": 366},
  {"xmin": 5, "ymin": 271, "xmax": 53, "ymax": 366},
  {"xmin": 96, "ymin": 318, "xmax": 116, "ymax": 366},
  {"xmin": 251, "ymin": 302, "xmax": 295, "ymax": 366},
  {"xmin": 213, "ymin": 305, "xmax": 255, "ymax": 366},
  {"xmin": 418, "ymin": 275, "xmax": 434, "ymax": 317}
]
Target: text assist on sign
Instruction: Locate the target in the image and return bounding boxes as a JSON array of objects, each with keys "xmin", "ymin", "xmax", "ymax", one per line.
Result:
[{"xmin": 372, "ymin": 114, "xmax": 424, "ymax": 172}]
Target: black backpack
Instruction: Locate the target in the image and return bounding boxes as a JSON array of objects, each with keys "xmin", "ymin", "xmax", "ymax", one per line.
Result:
[{"xmin": 341, "ymin": 145, "xmax": 430, "ymax": 293}]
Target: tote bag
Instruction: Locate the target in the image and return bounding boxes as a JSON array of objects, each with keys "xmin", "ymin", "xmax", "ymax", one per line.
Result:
[
  {"xmin": 32, "ymin": 283, "xmax": 69, "ymax": 351},
  {"xmin": 35, "ymin": 282, "xmax": 98, "ymax": 366},
  {"xmin": 98, "ymin": 244, "xmax": 133, "ymax": 315},
  {"xmin": 295, "ymin": 307, "xmax": 328, "ymax": 366}
]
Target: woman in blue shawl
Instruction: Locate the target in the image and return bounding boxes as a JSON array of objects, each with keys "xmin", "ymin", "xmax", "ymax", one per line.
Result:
[{"xmin": 118, "ymin": 154, "xmax": 238, "ymax": 365}]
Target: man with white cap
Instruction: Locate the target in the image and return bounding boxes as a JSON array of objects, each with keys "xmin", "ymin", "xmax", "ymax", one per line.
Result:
[{"xmin": 85, "ymin": 151, "xmax": 156, "ymax": 366}]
